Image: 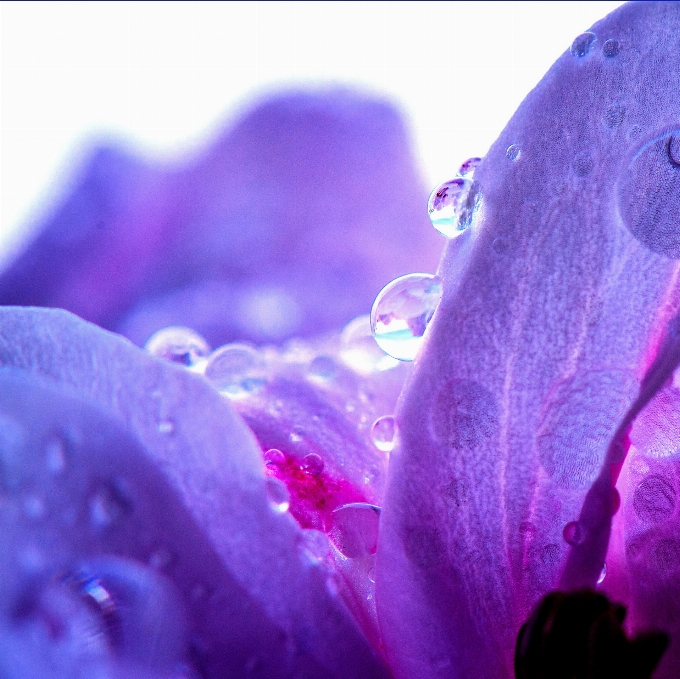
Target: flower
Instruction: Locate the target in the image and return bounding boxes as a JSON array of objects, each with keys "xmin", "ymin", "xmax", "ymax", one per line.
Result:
[{"xmin": 1, "ymin": 2, "xmax": 680, "ymax": 679}]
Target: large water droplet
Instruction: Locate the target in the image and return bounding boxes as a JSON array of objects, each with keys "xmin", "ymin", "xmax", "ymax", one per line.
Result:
[
  {"xmin": 265, "ymin": 477, "xmax": 290, "ymax": 513},
  {"xmin": 562, "ymin": 521, "xmax": 586, "ymax": 546},
  {"xmin": 144, "ymin": 326, "xmax": 210, "ymax": 367},
  {"xmin": 370, "ymin": 415, "xmax": 396, "ymax": 452},
  {"xmin": 633, "ymin": 474, "xmax": 676, "ymax": 523},
  {"xmin": 329, "ymin": 503, "xmax": 381, "ymax": 558},
  {"xmin": 371, "ymin": 273, "xmax": 443, "ymax": 361},
  {"xmin": 301, "ymin": 453, "xmax": 324, "ymax": 476},
  {"xmin": 339, "ymin": 315, "xmax": 400, "ymax": 374},
  {"xmin": 457, "ymin": 157, "xmax": 482, "ymax": 178},
  {"xmin": 427, "ymin": 177, "xmax": 473, "ymax": 238},
  {"xmin": 264, "ymin": 448, "xmax": 285, "ymax": 469},
  {"xmin": 506, "ymin": 144, "xmax": 521, "ymax": 161},
  {"xmin": 602, "ymin": 38, "xmax": 620, "ymax": 57},
  {"xmin": 571, "ymin": 32, "xmax": 596, "ymax": 58}
]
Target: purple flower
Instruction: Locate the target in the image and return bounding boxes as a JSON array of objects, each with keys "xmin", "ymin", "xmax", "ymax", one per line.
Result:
[{"xmin": 1, "ymin": 2, "xmax": 680, "ymax": 678}]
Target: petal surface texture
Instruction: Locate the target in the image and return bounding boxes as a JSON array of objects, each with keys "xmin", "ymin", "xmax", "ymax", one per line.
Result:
[
  {"xmin": 0, "ymin": 307, "xmax": 390, "ymax": 678},
  {"xmin": 376, "ymin": 3, "xmax": 680, "ymax": 679},
  {"xmin": 0, "ymin": 90, "xmax": 441, "ymax": 348}
]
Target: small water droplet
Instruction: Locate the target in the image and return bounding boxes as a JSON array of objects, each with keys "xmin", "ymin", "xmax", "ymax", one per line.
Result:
[
  {"xmin": 427, "ymin": 177, "xmax": 474, "ymax": 238},
  {"xmin": 457, "ymin": 156, "xmax": 482, "ymax": 177},
  {"xmin": 157, "ymin": 420, "xmax": 175, "ymax": 435},
  {"xmin": 506, "ymin": 144, "xmax": 521, "ymax": 161},
  {"xmin": 562, "ymin": 520, "xmax": 586, "ymax": 546},
  {"xmin": 571, "ymin": 32, "xmax": 596, "ymax": 58},
  {"xmin": 307, "ymin": 355, "xmax": 337, "ymax": 381},
  {"xmin": 371, "ymin": 273, "xmax": 443, "ymax": 361},
  {"xmin": 329, "ymin": 503, "xmax": 381, "ymax": 558},
  {"xmin": 290, "ymin": 427, "xmax": 304, "ymax": 443},
  {"xmin": 492, "ymin": 236, "xmax": 508, "ymax": 254},
  {"xmin": 602, "ymin": 38, "xmax": 620, "ymax": 57},
  {"xmin": 89, "ymin": 480, "xmax": 132, "ymax": 528},
  {"xmin": 264, "ymin": 448, "xmax": 285, "ymax": 469},
  {"xmin": 370, "ymin": 415, "xmax": 396, "ymax": 452},
  {"xmin": 368, "ymin": 567, "xmax": 376, "ymax": 583},
  {"xmin": 45, "ymin": 435, "xmax": 67, "ymax": 474},
  {"xmin": 301, "ymin": 453, "xmax": 324, "ymax": 476},
  {"xmin": 144, "ymin": 326, "xmax": 210, "ymax": 367},
  {"xmin": 633, "ymin": 474, "xmax": 676, "ymax": 523},
  {"xmin": 597, "ymin": 562, "xmax": 607, "ymax": 585},
  {"xmin": 302, "ymin": 529, "xmax": 330, "ymax": 564},
  {"xmin": 339, "ymin": 314, "xmax": 400, "ymax": 374},
  {"xmin": 265, "ymin": 477, "xmax": 290, "ymax": 513}
]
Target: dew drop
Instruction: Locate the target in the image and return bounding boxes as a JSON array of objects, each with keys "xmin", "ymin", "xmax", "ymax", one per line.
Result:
[
  {"xmin": 370, "ymin": 415, "xmax": 396, "ymax": 452},
  {"xmin": 492, "ymin": 236, "xmax": 508, "ymax": 254},
  {"xmin": 633, "ymin": 474, "xmax": 676, "ymax": 523},
  {"xmin": 571, "ymin": 32, "xmax": 596, "ymax": 58},
  {"xmin": 301, "ymin": 453, "xmax": 324, "ymax": 476},
  {"xmin": 329, "ymin": 503, "xmax": 381, "ymax": 558},
  {"xmin": 506, "ymin": 144, "xmax": 521, "ymax": 161},
  {"xmin": 264, "ymin": 448, "xmax": 285, "ymax": 469},
  {"xmin": 562, "ymin": 521, "xmax": 586, "ymax": 546},
  {"xmin": 427, "ymin": 177, "xmax": 474, "ymax": 238},
  {"xmin": 602, "ymin": 38, "xmax": 621, "ymax": 57},
  {"xmin": 302, "ymin": 529, "xmax": 331, "ymax": 564},
  {"xmin": 457, "ymin": 156, "xmax": 482, "ymax": 178},
  {"xmin": 89, "ymin": 480, "xmax": 132, "ymax": 529},
  {"xmin": 204, "ymin": 343, "xmax": 266, "ymax": 399},
  {"xmin": 371, "ymin": 273, "xmax": 443, "ymax": 361},
  {"xmin": 339, "ymin": 315, "xmax": 400, "ymax": 374},
  {"xmin": 368, "ymin": 567, "xmax": 376, "ymax": 583},
  {"xmin": 307, "ymin": 355, "xmax": 338, "ymax": 382},
  {"xmin": 597, "ymin": 563, "xmax": 607, "ymax": 585},
  {"xmin": 144, "ymin": 326, "xmax": 210, "ymax": 367},
  {"xmin": 265, "ymin": 477, "xmax": 290, "ymax": 513}
]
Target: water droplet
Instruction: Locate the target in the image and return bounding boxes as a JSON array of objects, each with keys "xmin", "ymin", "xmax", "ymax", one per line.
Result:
[
  {"xmin": 602, "ymin": 38, "xmax": 620, "ymax": 57},
  {"xmin": 290, "ymin": 427, "xmax": 304, "ymax": 443},
  {"xmin": 204, "ymin": 343, "xmax": 266, "ymax": 399},
  {"xmin": 265, "ymin": 477, "xmax": 290, "ymax": 513},
  {"xmin": 44, "ymin": 435, "xmax": 67, "ymax": 474},
  {"xmin": 633, "ymin": 474, "xmax": 676, "ymax": 523},
  {"xmin": 506, "ymin": 144, "xmax": 521, "ymax": 161},
  {"xmin": 371, "ymin": 273, "xmax": 443, "ymax": 361},
  {"xmin": 571, "ymin": 32, "xmax": 596, "ymax": 58},
  {"xmin": 427, "ymin": 177, "xmax": 474, "ymax": 238},
  {"xmin": 597, "ymin": 563, "xmax": 607, "ymax": 585},
  {"xmin": 562, "ymin": 521, "xmax": 586, "ymax": 546},
  {"xmin": 264, "ymin": 448, "xmax": 285, "ymax": 469},
  {"xmin": 301, "ymin": 529, "xmax": 330, "ymax": 564},
  {"xmin": 370, "ymin": 415, "xmax": 396, "ymax": 452},
  {"xmin": 300, "ymin": 453, "xmax": 324, "ymax": 476},
  {"xmin": 329, "ymin": 503, "xmax": 381, "ymax": 558},
  {"xmin": 157, "ymin": 420, "xmax": 175, "ymax": 435},
  {"xmin": 492, "ymin": 236, "xmax": 508, "ymax": 254},
  {"xmin": 307, "ymin": 355, "xmax": 337, "ymax": 382},
  {"xmin": 89, "ymin": 480, "xmax": 132, "ymax": 528},
  {"xmin": 144, "ymin": 326, "xmax": 210, "ymax": 367},
  {"xmin": 368, "ymin": 567, "xmax": 376, "ymax": 583},
  {"xmin": 457, "ymin": 156, "xmax": 482, "ymax": 178},
  {"xmin": 339, "ymin": 314, "xmax": 400, "ymax": 374}
]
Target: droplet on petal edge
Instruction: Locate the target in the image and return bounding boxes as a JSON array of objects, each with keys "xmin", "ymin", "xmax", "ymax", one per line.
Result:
[
  {"xmin": 597, "ymin": 563, "xmax": 607, "ymax": 585},
  {"xmin": 506, "ymin": 144, "xmax": 521, "ymax": 161},
  {"xmin": 427, "ymin": 177, "xmax": 474, "ymax": 238},
  {"xmin": 602, "ymin": 38, "xmax": 620, "ymax": 57},
  {"xmin": 144, "ymin": 326, "xmax": 210, "ymax": 367},
  {"xmin": 371, "ymin": 273, "xmax": 443, "ymax": 362},
  {"xmin": 370, "ymin": 415, "xmax": 396, "ymax": 452},
  {"xmin": 329, "ymin": 503, "xmax": 381, "ymax": 558},
  {"xmin": 457, "ymin": 156, "xmax": 482, "ymax": 178},
  {"xmin": 570, "ymin": 31, "xmax": 597, "ymax": 58}
]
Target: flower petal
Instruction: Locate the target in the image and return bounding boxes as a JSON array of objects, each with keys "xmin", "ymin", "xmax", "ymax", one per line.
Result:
[
  {"xmin": 376, "ymin": 3, "xmax": 680, "ymax": 678},
  {"xmin": 0, "ymin": 90, "xmax": 441, "ymax": 347},
  {"xmin": 0, "ymin": 306, "xmax": 390, "ymax": 678}
]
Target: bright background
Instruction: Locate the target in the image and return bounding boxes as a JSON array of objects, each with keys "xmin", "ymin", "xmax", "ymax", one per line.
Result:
[{"xmin": 1, "ymin": 0, "xmax": 625, "ymax": 259}]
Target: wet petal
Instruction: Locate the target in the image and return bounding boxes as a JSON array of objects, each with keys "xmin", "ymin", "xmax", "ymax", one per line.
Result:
[
  {"xmin": 377, "ymin": 3, "xmax": 680, "ymax": 678},
  {"xmin": 0, "ymin": 90, "xmax": 441, "ymax": 347},
  {"xmin": 0, "ymin": 306, "xmax": 390, "ymax": 678}
]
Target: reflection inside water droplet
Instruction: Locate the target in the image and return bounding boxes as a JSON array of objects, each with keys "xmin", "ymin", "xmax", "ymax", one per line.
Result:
[
  {"xmin": 371, "ymin": 273, "xmax": 443, "ymax": 361},
  {"xmin": 144, "ymin": 326, "xmax": 210, "ymax": 367},
  {"xmin": 427, "ymin": 177, "xmax": 474, "ymax": 238},
  {"xmin": 597, "ymin": 563, "xmax": 607, "ymax": 584},
  {"xmin": 370, "ymin": 415, "xmax": 396, "ymax": 452},
  {"xmin": 265, "ymin": 477, "xmax": 290, "ymax": 513},
  {"xmin": 339, "ymin": 315, "xmax": 400, "ymax": 374},
  {"xmin": 457, "ymin": 157, "xmax": 482, "ymax": 178}
]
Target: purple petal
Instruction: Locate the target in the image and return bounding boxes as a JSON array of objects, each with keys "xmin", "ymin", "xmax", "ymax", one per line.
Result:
[
  {"xmin": 0, "ymin": 306, "xmax": 390, "ymax": 678},
  {"xmin": 377, "ymin": 3, "xmax": 680, "ymax": 678},
  {"xmin": 0, "ymin": 90, "xmax": 441, "ymax": 347}
]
